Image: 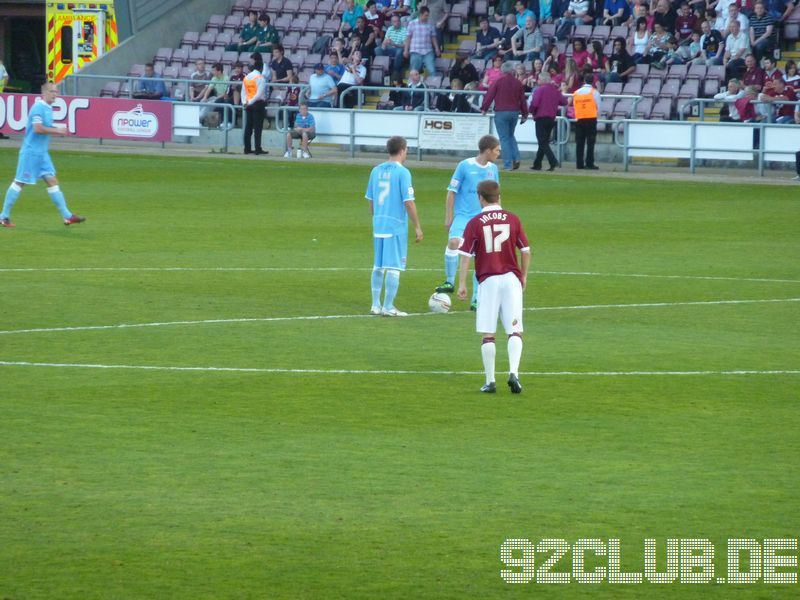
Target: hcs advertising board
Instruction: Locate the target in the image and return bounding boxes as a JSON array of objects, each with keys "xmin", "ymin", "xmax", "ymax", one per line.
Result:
[
  {"xmin": 0, "ymin": 94, "xmax": 172, "ymax": 142},
  {"xmin": 418, "ymin": 115, "xmax": 490, "ymax": 151}
]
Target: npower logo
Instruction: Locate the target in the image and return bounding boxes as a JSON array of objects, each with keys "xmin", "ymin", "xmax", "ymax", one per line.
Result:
[{"xmin": 112, "ymin": 104, "xmax": 159, "ymax": 138}]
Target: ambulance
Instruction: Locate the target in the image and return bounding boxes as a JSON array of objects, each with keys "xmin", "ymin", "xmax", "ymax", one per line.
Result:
[{"xmin": 46, "ymin": 1, "xmax": 118, "ymax": 83}]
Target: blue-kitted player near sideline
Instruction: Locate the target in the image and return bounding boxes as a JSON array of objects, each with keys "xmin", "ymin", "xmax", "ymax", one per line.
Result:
[
  {"xmin": 365, "ymin": 136, "xmax": 424, "ymax": 317},
  {"xmin": 435, "ymin": 135, "xmax": 500, "ymax": 310},
  {"xmin": 1, "ymin": 82, "xmax": 86, "ymax": 228}
]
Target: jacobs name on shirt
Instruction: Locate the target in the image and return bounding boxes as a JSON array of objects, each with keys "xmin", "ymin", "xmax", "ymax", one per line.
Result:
[{"xmin": 480, "ymin": 211, "xmax": 507, "ymax": 224}]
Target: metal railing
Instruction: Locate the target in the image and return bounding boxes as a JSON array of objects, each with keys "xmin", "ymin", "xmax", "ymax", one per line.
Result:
[{"xmin": 679, "ymin": 97, "xmax": 800, "ymax": 122}]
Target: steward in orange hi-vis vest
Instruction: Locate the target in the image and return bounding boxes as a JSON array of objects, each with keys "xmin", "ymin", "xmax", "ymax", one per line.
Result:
[{"xmin": 573, "ymin": 87, "xmax": 599, "ymax": 120}]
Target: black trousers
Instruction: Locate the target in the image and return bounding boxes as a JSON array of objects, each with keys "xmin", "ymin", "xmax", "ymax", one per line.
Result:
[
  {"xmin": 243, "ymin": 100, "xmax": 266, "ymax": 152},
  {"xmin": 533, "ymin": 117, "xmax": 557, "ymax": 168},
  {"xmin": 575, "ymin": 118, "xmax": 597, "ymax": 168},
  {"xmin": 796, "ymin": 150, "xmax": 800, "ymax": 176}
]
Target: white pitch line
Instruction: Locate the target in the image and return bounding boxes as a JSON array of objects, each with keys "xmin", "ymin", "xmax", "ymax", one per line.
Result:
[
  {"xmin": 0, "ymin": 297, "xmax": 797, "ymax": 337},
  {"xmin": 0, "ymin": 360, "xmax": 797, "ymax": 376},
  {"xmin": 0, "ymin": 266, "xmax": 798, "ymax": 284}
]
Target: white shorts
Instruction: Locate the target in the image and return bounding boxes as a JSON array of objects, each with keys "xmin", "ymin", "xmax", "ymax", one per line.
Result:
[{"xmin": 475, "ymin": 272, "xmax": 523, "ymax": 335}]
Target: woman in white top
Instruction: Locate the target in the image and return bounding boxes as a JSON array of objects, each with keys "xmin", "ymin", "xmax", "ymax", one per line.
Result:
[{"xmin": 628, "ymin": 17, "xmax": 650, "ymax": 63}]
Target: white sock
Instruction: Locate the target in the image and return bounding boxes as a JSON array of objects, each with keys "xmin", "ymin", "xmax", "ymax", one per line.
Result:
[
  {"xmin": 481, "ymin": 338, "xmax": 496, "ymax": 384},
  {"xmin": 508, "ymin": 334, "xmax": 523, "ymax": 376}
]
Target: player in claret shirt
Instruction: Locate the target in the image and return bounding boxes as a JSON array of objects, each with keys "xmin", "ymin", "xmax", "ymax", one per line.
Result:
[
  {"xmin": 1, "ymin": 82, "xmax": 85, "ymax": 228},
  {"xmin": 457, "ymin": 180, "xmax": 530, "ymax": 394}
]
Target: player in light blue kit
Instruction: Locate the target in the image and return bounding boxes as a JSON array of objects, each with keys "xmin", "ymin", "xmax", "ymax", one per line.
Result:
[
  {"xmin": 1, "ymin": 82, "xmax": 85, "ymax": 228},
  {"xmin": 365, "ymin": 136, "xmax": 424, "ymax": 317},
  {"xmin": 435, "ymin": 135, "xmax": 500, "ymax": 310}
]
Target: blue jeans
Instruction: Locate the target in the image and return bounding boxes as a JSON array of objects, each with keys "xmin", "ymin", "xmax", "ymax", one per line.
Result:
[
  {"xmin": 409, "ymin": 51, "xmax": 436, "ymax": 77},
  {"xmin": 494, "ymin": 111, "xmax": 520, "ymax": 169}
]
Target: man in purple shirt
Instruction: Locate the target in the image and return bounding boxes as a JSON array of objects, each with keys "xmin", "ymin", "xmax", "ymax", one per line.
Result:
[
  {"xmin": 529, "ymin": 72, "xmax": 567, "ymax": 171},
  {"xmin": 481, "ymin": 61, "xmax": 528, "ymax": 171}
]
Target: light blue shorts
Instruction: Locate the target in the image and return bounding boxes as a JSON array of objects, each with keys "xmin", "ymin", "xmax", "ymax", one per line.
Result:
[
  {"xmin": 373, "ymin": 234, "xmax": 408, "ymax": 271},
  {"xmin": 15, "ymin": 152, "xmax": 56, "ymax": 185},
  {"xmin": 448, "ymin": 213, "xmax": 474, "ymax": 240}
]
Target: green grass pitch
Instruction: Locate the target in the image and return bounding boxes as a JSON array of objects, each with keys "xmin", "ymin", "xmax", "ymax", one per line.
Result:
[{"xmin": 0, "ymin": 148, "xmax": 798, "ymax": 599}]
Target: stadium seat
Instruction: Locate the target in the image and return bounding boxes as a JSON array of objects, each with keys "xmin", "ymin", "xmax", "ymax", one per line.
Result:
[
  {"xmin": 289, "ymin": 15, "xmax": 310, "ymax": 34},
  {"xmin": 650, "ymin": 97, "xmax": 673, "ymax": 119},
  {"xmin": 153, "ymin": 61, "xmax": 166, "ymax": 74},
  {"xmin": 298, "ymin": 0, "xmax": 317, "ymax": 15},
  {"xmin": 574, "ymin": 25, "xmax": 592, "ymax": 40},
  {"xmin": 458, "ymin": 39, "xmax": 477, "ymax": 55},
  {"xmin": 275, "ymin": 15, "xmax": 293, "ymax": 31},
  {"xmin": 685, "ymin": 64, "xmax": 706, "ymax": 81},
  {"xmin": 598, "ymin": 97, "xmax": 616, "ymax": 119},
  {"xmin": 321, "ymin": 18, "xmax": 341, "ymax": 35},
  {"xmin": 100, "ymin": 81, "xmax": 121, "ymax": 97},
  {"xmin": 215, "ymin": 32, "xmax": 233, "ymax": 49},
  {"xmin": 267, "ymin": 0, "xmax": 283, "ymax": 14},
  {"xmin": 188, "ymin": 48, "xmax": 206, "ymax": 63},
  {"xmin": 162, "ymin": 65, "xmax": 179, "ymax": 81},
  {"xmin": 706, "ymin": 65, "xmax": 725, "ymax": 81},
  {"xmin": 282, "ymin": 32, "xmax": 300, "ymax": 50},
  {"xmin": 251, "ymin": 0, "xmax": 267, "ymax": 12},
  {"xmin": 119, "ymin": 81, "xmax": 132, "ymax": 98},
  {"xmin": 303, "ymin": 52, "xmax": 321, "ymax": 68},
  {"xmin": 128, "ymin": 63, "xmax": 145, "ymax": 77},
  {"xmin": 703, "ymin": 78, "xmax": 722, "ymax": 98},
  {"xmin": 612, "ymin": 98, "xmax": 634, "ymax": 119},
  {"xmin": 296, "ymin": 32, "xmax": 316, "ymax": 51},
  {"xmin": 306, "ymin": 15, "xmax": 325, "ymax": 35},
  {"xmin": 222, "ymin": 50, "xmax": 240, "ymax": 66},
  {"xmin": 633, "ymin": 97, "xmax": 653, "ymax": 119},
  {"xmin": 473, "ymin": 0, "xmax": 489, "ymax": 18},
  {"xmin": 676, "ymin": 97, "xmax": 695, "ymax": 118},
  {"xmin": 292, "ymin": 50, "xmax": 308, "ymax": 69},
  {"xmin": 283, "ymin": 0, "xmax": 301, "ymax": 17},
  {"xmin": 298, "ymin": 68, "xmax": 312, "ymax": 83},
  {"xmin": 590, "ymin": 25, "xmax": 610, "ymax": 43},
  {"xmin": 447, "ymin": 16, "xmax": 464, "ymax": 40},
  {"xmin": 181, "ymin": 31, "xmax": 200, "ymax": 49},
  {"xmin": 238, "ymin": 51, "xmax": 251, "ymax": 64},
  {"xmin": 206, "ymin": 49, "xmax": 223, "ymax": 65},
  {"xmin": 610, "ymin": 25, "xmax": 628, "ymax": 40},
  {"xmin": 231, "ymin": 0, "xmax": 249, "ymax": 16},
  {"xmin": 154, "ymin": 47, "xmax": 173, "ymax": 63},
  {"xmin": 198, "ymin": 32, "xmax": 216, "ymax": 48},
  {"xmin": 667, "ymin": 64, "xmax": 688, "ymax": 83},
  {"xmin": 622, "ymin": 80, "xmax": 642, "ymax": 95},
  {"xmin": 641, "ymin": 78, "xmax": 661, "ymax": 97},
  {"xmin": 206, "ymin": 14, "xmax": 226, "ymax": 32},
  {"xmin": 179, "ymin": 66, "xmax": 193, "ymax": 80},
  {"xmin": 435, "ymin": 57, "xmax": 452, "ymax": 74},
  {"xmin": 427, "ymin": 74, "xmax": 443, "ymax": 89},
  {"xmin": 603, "ymin": 82, "xmax": 623, "ymax": 95},
  {"xmin": 678, "ymin": 80, "xmax": 699, "ymax": 99},
  {"xmin": 633, "ymin": 63, "xmax": 649, "ymax": 79},
  {"xmin": 540, "ymin": 23, "xmax": 556, "ymax": 44},
  {"xmin": 317, "ymin": 0, "xmax": 335, "ymax": 16},
  {"xmin": 659, "ymin": 79, "xmax": 680, "ymax": 98}
]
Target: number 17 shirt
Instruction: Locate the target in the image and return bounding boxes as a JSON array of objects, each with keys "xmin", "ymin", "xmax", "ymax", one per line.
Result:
[{"xmin": 459, "ymin": 206, "xmax": 530, "ymax": 283}]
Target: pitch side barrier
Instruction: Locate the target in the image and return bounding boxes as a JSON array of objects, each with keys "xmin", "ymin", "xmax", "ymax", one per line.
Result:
[
  {"xmin": 614, "ymin": 119, "xmax": 799, "ymax": 175},
  {"xmin": 679, "ymin": 97, "xmax": 800, "ymax": 123}
]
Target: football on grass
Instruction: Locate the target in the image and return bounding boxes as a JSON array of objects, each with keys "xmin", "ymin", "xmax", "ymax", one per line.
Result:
[{"xmin": 428, "ymin": 292, "xmax": 451, "ymax": 313}]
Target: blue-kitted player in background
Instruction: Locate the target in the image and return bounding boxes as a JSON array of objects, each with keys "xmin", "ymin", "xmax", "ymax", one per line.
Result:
[
  {"xmin": 1, "ymin": 82, "xmax": 86, "ymax": 228},
  {"xmin": 436, "ymin": 135, "xmax": 500, "ymax": 310},
  {"xmin": 365, "ymin": 136, "xmax": 424, "ymax": 317}
]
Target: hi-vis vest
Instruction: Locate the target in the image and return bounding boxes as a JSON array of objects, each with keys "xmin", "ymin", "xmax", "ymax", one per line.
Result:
[
  {"xmin": 573, "ymin": 87, "xmax": 598, "ymax": 120},
  {"xmin": 243, "ymin": 71, "xmax": 263, "ymax": 103}
]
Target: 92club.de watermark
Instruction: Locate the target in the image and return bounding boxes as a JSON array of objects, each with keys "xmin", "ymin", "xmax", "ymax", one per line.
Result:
[{"xmin": 501, "ymin": 538, "xmax": 798, "ymax": 584}]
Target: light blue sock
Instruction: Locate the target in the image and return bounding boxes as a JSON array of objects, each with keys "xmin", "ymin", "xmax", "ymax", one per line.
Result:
[
  {"xmin": 471, "ymin": 272, "xmax": 479, "ymax": 304},
  {"xmin": 371, "ymin": 268, "xmax": 384, "ymax": 308},
  {"xmin": 1, "ymin": 183, "xmax": 22, "ymax": 219},
  {"xmin": 47, "ymin": 186, "xmax": 71, "ymax": 219},
  {"xmin": 444, "ymin": 248, "xmax": 458, "ymax": 284},
  {"xmin": 383, "ymin": 269, "xmax": 400, "ymax": 309}
]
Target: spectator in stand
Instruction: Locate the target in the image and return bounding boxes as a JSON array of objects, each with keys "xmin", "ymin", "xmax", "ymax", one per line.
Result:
[
  {"xmin": 255, "ymin": 13, "xmax": 280, "ymax": 55},
  {"xmin": 765, "ymin": 0, "xmax": 794, "ymax": 22},
  {"xmin": 603, "ymin": 36, "xmax": 636, "ymax": 83},
  {"xmin": 364, "ymin": 0, "xmax": 386, "ymax": 32},
  {"xmin": 199, "ymin": 62, "xmax": 227, "ymax": 123},
  {"xmin": 498, "ymin": 14, "xmax": 521, "ymax": 61},
  {"xmin": 475, "ymin": 16, "xmax": 503, "ymax": 62},
  {"xmin": 481, "ymin": 55, "xmax": 505, "ymax": 89},
  {"xmin": 538, "ymin": 0, "xmax": 556, "ymax": 24},
  {"xmin": 514, "ymin": 1, "xmax": 537, "ymax": 28},
  {"xmin": 675, "ymin": 2, "xmax": 698, "ymax": 42},
  {"xmin": 586, "ymin": 40, "xmax": 607, "ymax": 84},
  {"xmin": 449, "ymin": 53, "xmax": 480, "ymax": 86},
  {"xmin": 511, "ymin": 16, "xmax": 545, "ymax": 61},
  {"xmin": 693, "ymin": 18, "xmax": 725, "ymax": 65},
  {"xmin": 227, "ymin": 10, "xmax": 259, "ymax": 52},
  {"xmin": 571, "ymin": 38, "xmax": 590, "ymax": 70},
  {"xmin": 283, "ymin": 73, "xmax": 302, "ymax": 127},
  {"xmin": 527, "ymin": 57, "xmax": 545, "ymax": 86},
  {"xmin": 350, "ymin": 16, "xmax": 377, "ymax": 61},
  {"xmin": 562, "ymin": 58, "xmax": 581, "ymax": 91},
  {"xmin": 307, "ymin": 63, "xmax": 338, "ymax": 108},
  {"xmin": 514, "ymin": 62, "xmax": 530, "ymax": 88},
  {"xmin": 388, "ymin": 0, "xmax": 412, "ymax": 21},
  {"xmin": 629, "ymin": 17, "xmax": 651, "ymax": 63},
  {"xmin": 723, "ymin": 19, "xmax": 749, "ymax": 79},
  {"xmin": 325, "ymin": 52, "xmax": 346, "ymax": 82},
  {"xmin": 436, "ymin": 78, "xmax": 474, "ymax": 112},
  {"xmin": 741, "ymin": 53, "xmax": 765, "ymax": 92},
  {"xmin": 714, "ymin": 78, "xmax": 746, "ymax": 120},
  {"xmin": 529, "ymin": 71, "xmax": 567, "ymax": 170},
  {"xmin": 760, "ymin": 78, "xmax": 798, "ymax": 123},
  {"xmin": 189, "ymin": 59, "xmax": 210, "ymax": 102},
  {"xmin": 749, "ymin": 2, "xmax": 775, "ymax": 61},
  {"xmin": 481, "ymin": 61, "xmax": 529, "ymax": 171},
  {"xmin": 724, "ymin": 4, "xmax": 751, "ymax": 37},
  {"xmin": 563, "ymin": 0, "xmax": 593, "ymax": 27},
  {"xmin": 216, "ymin": 61, "xmax": 244, "ymax": 128},
  {"xmin": 285, "ymin": 102, "xmax": 316, "ymax": 158},
  {"xmin": 735, "ymin": 85, "xmax": 760, "ymax": 121},
  {"xmin": 376, "ymin": 14, "xmax": 408, "ymax": 79},
  {"xmin": 762, "ymin": 56, "xmax": 783, "ymax": 93},
  {"xmin": 603, "ymin": 0, "xmax": 631, "ymax": 25},
  {"xmin": 644, "ymin": 22, "xmax": 671, "ymax": 63},
  {"xmin": 270, "ymin": 44, "xmax": 294, "ymax": 84},
  {"xmin": 782, "ymin": 60, "xmax": 798, "ymax": 87},
  {"xmin": 338, "ymin": 50, "xmax": 367, "ymax": 108},
  {"xmin": 339, "ymin": 0, "xmax": 364, "ymax": 37},
  {"xmin": 383, "ymin": 77, "xmax": 407, "ymax": 109},
  {"xmin": 680, "ymin": 30, "xmax": 703, "ymax": 62},
  {"xmin": 404, "ymin": 6, "xmax": 440, "ymax": 77},
  {"xmin": 652, "ymin": 36, "xmax": 685, "ymax": 69},
  {"xmin": 393, "ymin": 69, "xmax": 428, "ymax": 110},
  {"xmin": 242, "ymin": 52, "xmax": 268, "ymax": 155},
  {"xmin": 627, "ymin": 2, "xmax": 654, "ymax": 31},
  {"xmin": 653, "ymin": 0, "xmax": 677, "ymax": 33},
  {"xmin": 133, "ymin": 63, "xmax": 168, "ymax": 100}
]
